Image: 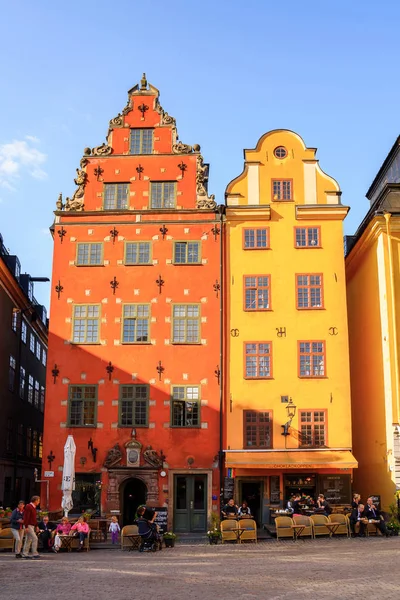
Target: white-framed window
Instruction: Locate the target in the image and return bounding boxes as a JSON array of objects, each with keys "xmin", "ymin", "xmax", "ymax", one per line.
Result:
[
  {"xmin": 42, "ymin": 348, "xmax": 47, "ymax": 367},
  {"xmin": 30, "ymin": 333, "xmax": 35, "ymax": 353},
  {"xmin": 21, "ymin": 321, "xmax": 27, "ymax": 344},
  {"xmin": 36, "ymin": 339, "xmax": 41, "ymax": 361}
]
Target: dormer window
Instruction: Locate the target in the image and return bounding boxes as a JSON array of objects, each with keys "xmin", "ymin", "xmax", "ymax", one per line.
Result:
[{"xmin": 130, "ymin": 129, "xmax": 153, "ymax": 155}]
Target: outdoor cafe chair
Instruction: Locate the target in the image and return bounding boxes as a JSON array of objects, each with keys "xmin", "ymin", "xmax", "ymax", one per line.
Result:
[
  {"xmin": 310, "ymin": 514, "xmax": 330, "ymax": 536},
  {"xmin": 328, "ymin": 513, "xmax": 349, "ymax": 537},
  {"xmin": 293, "ymin": 515, "xmax": 314, "ymax": 538},
  {"xmin": 221, "ymin": 519, "xmax": 238, "ymax": 543},
  {"xmin": 275, "ymin": 516, "xmax": 294, "ymax": 540},
  {"xmin": 238, "ymin": 518, "xmax": 257, "ymax": 543}
]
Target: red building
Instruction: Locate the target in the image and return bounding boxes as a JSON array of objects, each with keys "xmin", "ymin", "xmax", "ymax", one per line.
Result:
[{"xmin": 42, "ymin": 75, "xmax": 222, "ymax": 531}]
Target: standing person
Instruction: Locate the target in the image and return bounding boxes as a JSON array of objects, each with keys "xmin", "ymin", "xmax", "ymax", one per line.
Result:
[
  {"xmin": 22, "ymin": 496, "xmax": 40, "ymax": 560},
  {"xmin": 70, "ymin": 516, "xmax": 90, "ymax": 551},
  {"xmin": 352, "ymin": 493, "xmax": 361, "ymax": 509},
  {"xmin": 38, "ymin": 515, "xmax": 57, "ymax": 552},
  {"xmin": 10, "ymin": 501, "xmax": 25, "ymax": 558},
  {"xmin": 109, "ymin": 516, "xmax": 120, "ymax": 544}
]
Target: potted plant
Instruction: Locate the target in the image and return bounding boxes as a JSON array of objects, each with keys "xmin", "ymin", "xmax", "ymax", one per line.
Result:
[
  {"xmin": 386, "ymin": 495, "xmax": 400, "ymax": 536},
  {"xmin": 5, "ymin": 507, "xmax": 12, "ymax": 518},
  {"xmin": 39, "ymin": 510, "xmax": 49, "ymax": 519},
  {"xmin": 0, "ymin": 508, "xmax": 5, "ymax": 518},
  {"xmin": 163, "ymin": 531, "xmax": 177, "ymax": 548},
  {"xmin": 207, "ymin": 529, "xmax": 221, "ymax": 544}
]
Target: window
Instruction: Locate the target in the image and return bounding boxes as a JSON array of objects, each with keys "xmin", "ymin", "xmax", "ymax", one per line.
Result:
[
  {"xmin": 42, "ymin": 348, "xmax": 47, "ymax": 367},
  {"xmin": 30, "ymin": 333, "xmax": 35, "ymax": 353},
  {"xmin": 243, "ymin": 228, "xmax": 269, "ymax": 249},
  {"xmin": 26, "ymin": 427, "xmax": 32, "ymax": 457},
  {"xmin": 119, "ymin": 385, "xmax": 149, "ymax": 427},
  {"xmin": 40, "ymin": 386, "xmax": 45, "ymax": 412},
  {"xmin": 171, "ymin": 386, "xmax": 200, "ymax": 427},
  {"xmin": 76, "ymin": 243, "xmax": 103, "ymax": 266},
  {"xmin": 12, "ymin": 309, "xmax": 18, "ymax": 332},
  {"xmin": 173, "ymin": 241, "xmax": 201, "ymax": 264},
  {"xmin": 244, "ymin": 343, "xmax": 272, "ymax": 378},
  {"xmin": 274, "ymin": 146, "xmax": 288, "ymax": 159},
  {"xmin": 295, "ymin": 227, "xmax": 320, "ymax": 248},
  {"xmin": 272, "ymin": 179, "xmax": 292, "ymax": 201},
  {"xmin": 20, "ymin": 367, "xmax": 26, "ymax": 399},
  {"xmin": 299, "ymin": 341, "xmax": 325, "ymax": 377},
  {"xmin": 68, "ymin": 385, "xmax": 97, "ymax": 427},
  {"xmin": 36, "ymin": 339, "xmax": 41, "ymax": 361},
  {"xmin": 244, "ymin": 411, "xmax": 272, "ymax": 448},
  {"xmin": 244, "ymin": 276, "xmax": 270, "ymax": 310},
  {"xmin": 296, "ymin": 274, "xmax": 323, "ymax": 309},
  {"xmin": 300, "ymin": 411, "xmax": 326, "ymax": 447},
  {"xmin": 21, "ymin": 321, "xmax": 27, "ymax": 344},
  {"xmin": 130, "ymin": 129, "xmax": 153, "ymax": 154},
  {"xmin": 125, "ymin": 242, "xmax": 151, "ymax": 265},
  {"xmin": 150, "ymin": 182, "xmax": 176, "ymax": 209},
  {"xmin": 28, "ymin": 375, "xmax": 34, "ymax": 403},
  {"xmin": 34, "ymin": 380, "xmax": 40, "ymax": 409},
  {"xmin": 6, "ymin": 418, "xmax": 13, "ymax": 452},
  {"xmin": 103, "ymin": 183, "xmax": 129, "ymax": 210},
  {"xmin": 72, "ymin": 305, "xmax": 100, "ymax": 344},
  {"xmin": 17, "ymin": 425, "xmax": 24, "ymax": 455},
  {"xmin": 32, "ymin": 430, "xmax": 38, "ymax": 458},
  {"xmin": 122, "ymin": 304, "xmax": 149, "ymax": 343},
  {"xmin": 9, "ymin": 356, "xmax": 16, "ymax": 391},
  {"xmin": 172, "ymin": 304, "xmax": 200, "ymax": 343}
]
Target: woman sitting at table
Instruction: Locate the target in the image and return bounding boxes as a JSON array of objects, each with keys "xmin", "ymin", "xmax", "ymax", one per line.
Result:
[
  {"xmin": 238, "ymin": 501, "xmax": 252, "ymax": 518},
  {"xmin": 53, "ymin": 517, "xmax": 72, "ymax": 553},
  {"xmin": 70, "ymin": 516, "xmax": 90, "ymax": 551},
  {"xmin": 221, "ymin": 498, "xmax": 238, "ymax": 519}
]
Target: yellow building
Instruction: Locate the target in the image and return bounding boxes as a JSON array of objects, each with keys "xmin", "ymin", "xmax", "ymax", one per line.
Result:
[
  {"xmin": 346, "ymin": 136, "xmax": 400, "ymax": 511},
  {"xmin": 223, "ymin": 130, "xmax": 357, "ymax": 524}
]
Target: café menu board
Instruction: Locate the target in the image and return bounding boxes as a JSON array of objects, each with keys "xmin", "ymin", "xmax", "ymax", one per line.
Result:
[
  {"xmin": 223, "ymin": 477, "xmax": 235, "ymax": 501},
  {"xmin": 153, "ymin": 507, "xmax": 168, "ymax": 534},
  {"xmin": 319, "ymin": 474, "xmax": 351, "ymax": 504},
  {"xmin": 270, "ymin": 476, "xmax": 281, "ymax": 504}
]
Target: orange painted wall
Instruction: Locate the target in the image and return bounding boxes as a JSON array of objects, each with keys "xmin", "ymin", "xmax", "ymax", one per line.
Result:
[{"xmin": 42, "ymin": 83, "xmax": 221, "ymax": 515}]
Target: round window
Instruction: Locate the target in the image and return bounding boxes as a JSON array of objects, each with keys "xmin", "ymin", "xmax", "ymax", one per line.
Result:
[{"xmin": 274, "ymin": 146, "xmax": 288, "ymax": 159}]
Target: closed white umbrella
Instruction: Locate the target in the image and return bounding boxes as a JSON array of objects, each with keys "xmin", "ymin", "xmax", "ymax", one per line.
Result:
[{"xmin": 61, "ymin": 435, "xmax": 76, "ymax": 517}]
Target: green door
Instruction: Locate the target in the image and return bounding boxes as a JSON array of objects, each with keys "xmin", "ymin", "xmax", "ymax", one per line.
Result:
[{"xmin": 174, "ymin": 474, "xmax": 207, "ymax": 532}]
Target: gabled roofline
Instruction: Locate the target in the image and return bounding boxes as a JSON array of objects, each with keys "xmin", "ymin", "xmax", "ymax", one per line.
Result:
[{"xmin": 366, "ymin": 135, "xmax": 400, "ymax": 199}]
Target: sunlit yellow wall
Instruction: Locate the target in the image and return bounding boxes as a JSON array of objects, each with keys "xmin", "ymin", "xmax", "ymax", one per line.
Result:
[
  {"xmin": 225, "ymin": 130, "xmax": 352, "ymax": 454},
  {"xmin": 346, "ymin": 217, "xmax": 400, "ymax": 509}
]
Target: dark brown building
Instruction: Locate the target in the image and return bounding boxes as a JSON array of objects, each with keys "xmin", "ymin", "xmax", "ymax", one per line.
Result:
[{"xmin": 0, "ymin": 233, "xmax": 48, "ymax": 508}]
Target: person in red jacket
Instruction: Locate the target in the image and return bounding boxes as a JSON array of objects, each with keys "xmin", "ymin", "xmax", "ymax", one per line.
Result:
[{"xmin": 22, "ymin": 496, "xmax": 40, "ymax": 560}]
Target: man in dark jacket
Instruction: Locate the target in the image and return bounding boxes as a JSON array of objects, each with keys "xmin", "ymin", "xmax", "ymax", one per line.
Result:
[
  {"xmin": 349, "ymin": 502, "xmax": 366, "ymax": 536},
  {"xmin": 364, "ymin": 497, "xmax": 389, "ymax": 537},
  {"xmin": 38, "ymin": 515, "xmax": 56, "ymax": 552},
  {"xmin": 22, "ymin": 495, "xmax": 40, "ymax": 559},
  {"xmin": 10, "ymin": 501, "xmax": 25, "ymax": 558}
]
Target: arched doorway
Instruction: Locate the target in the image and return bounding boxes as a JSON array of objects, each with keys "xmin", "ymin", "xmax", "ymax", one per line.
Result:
[{"xmin": 121, "ymin": 478, "xmax": 147, "ymax": 526}]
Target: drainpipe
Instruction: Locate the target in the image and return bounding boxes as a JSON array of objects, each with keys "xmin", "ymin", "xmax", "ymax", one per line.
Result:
[
  {"xmin": 384, "ymin": 212, "xmax": 400, "ymax": 425},
  {"xmin": 217, "ymin": 205, "xmax": 226, "ymax": 509}
]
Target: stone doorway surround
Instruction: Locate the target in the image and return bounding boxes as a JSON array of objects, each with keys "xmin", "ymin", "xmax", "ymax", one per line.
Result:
[{"xmin": 106, "ymin": 468, "xmax": 159, "ymax": 513}]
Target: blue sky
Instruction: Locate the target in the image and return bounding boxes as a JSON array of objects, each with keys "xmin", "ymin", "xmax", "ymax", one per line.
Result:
[{"xmin": 0, "ymin": 0, "xmax": 399, "ymax": 309}]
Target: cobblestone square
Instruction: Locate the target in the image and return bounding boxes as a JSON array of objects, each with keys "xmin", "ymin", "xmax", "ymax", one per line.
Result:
[{"xmin": 1, "ymin": 537, "xmax": 400, "ymax": 600}]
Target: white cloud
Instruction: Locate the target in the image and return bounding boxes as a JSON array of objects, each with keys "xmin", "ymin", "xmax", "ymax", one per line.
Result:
[
  {"xmin": 0, "ymin": 138, "xmax": 47, "ymax": 189},
  {"xmin": 25, "ymin": 135, "xmax": 40, "ymax": 143}
]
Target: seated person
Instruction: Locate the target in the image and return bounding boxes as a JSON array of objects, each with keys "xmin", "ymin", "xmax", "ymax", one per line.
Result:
[
  {"xmin": 71, "ymin": 516, "xmax": 90, "ymax": 551},
  {"xmin": 352, "ymin": 493, "xmax": 361, "ymax": 509},
  {"xmin": 349, "ymin": 502, "xmax": 366, "ymax": 536},
  {"xmin": 286, "ymin": 497, "xmax": 295, "ymax": 513},
  {"xmin": 315, "ymin": 494, "xmax": 332, "ymax": 516},
  {"xmin": 38, "ymin": 515, "xmax": 57, "ymax": 551},
  {"xmin": 364, "ymin": 497, "xmax": 389, "ymax": 537},
  {"xmin": 53, "ymin": 517, "xmax": 72, "ymax": 553},
  {"xmin": 221, "ymin": 498, "xmax": 238, "ymax": 519},
  {"xmin": 292, "ymin": 494, "xmax": 302, "ymax": 515},
  {"xmin": 237, "ymin": 501, "xmax": 252, "ymax": 518},
  {"xmin": 136, "ymin": 506, "xmax": 162, "ymax": 548}
]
